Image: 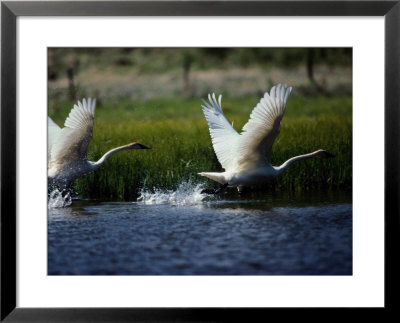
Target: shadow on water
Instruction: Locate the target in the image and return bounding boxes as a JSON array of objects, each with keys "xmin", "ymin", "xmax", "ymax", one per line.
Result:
[
  {"xmin": 49, "ymin": 205, "xmax": 97, "ymax": 218},
  {"xmin": 48, "ymin": 187, "xmax": 352, "ymax": 276},
  {"xmin": 200, "ymin": 189, "xmax": 352, "ymax": 211}
]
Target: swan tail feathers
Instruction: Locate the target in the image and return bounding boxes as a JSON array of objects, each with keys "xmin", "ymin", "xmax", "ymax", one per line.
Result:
[{"xmin": 198, "ymin": 172, "xmax": 227, "ymax": 184}]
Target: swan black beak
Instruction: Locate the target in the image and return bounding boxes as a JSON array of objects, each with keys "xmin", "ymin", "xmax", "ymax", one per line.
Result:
[
  {"xmin": 322, "ymin": 151, "xmax": 335, "ymax": 158},
  {"xmin": 137, "ymin": 144, "xmax": 151, "ymax": 149},
  {"xmin": 130, "ymin": 143, "xmax": 151, "ymax": 149}
]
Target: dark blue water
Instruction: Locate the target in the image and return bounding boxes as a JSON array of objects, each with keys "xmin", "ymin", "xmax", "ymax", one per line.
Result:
[{"xmin": 48, "ymin": 187, "xmax": 352, "ymax": 275}]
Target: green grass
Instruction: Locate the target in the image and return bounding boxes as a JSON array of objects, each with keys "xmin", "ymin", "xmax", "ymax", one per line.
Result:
[{"xmin": 49, "ymin": 95, "xmax": 352, "ymax": 200}]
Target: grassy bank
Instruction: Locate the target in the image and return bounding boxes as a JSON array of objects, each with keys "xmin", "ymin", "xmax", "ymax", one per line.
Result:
[{"xmin": 49, "ymin": 94, "xmax": 352, "ymax": 200}]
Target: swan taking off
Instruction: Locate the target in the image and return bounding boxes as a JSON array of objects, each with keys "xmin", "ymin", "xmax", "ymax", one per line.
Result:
[
  {"xmin": 48, "ymin": 98, "xmax": 149, "ymax": 188},
  {"xmin": 199, "ymin": 84, "xmax": 333, "ymax": 194}
]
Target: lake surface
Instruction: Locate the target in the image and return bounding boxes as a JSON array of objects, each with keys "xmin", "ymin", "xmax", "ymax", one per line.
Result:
[{"xmin": 48, "ymin": 184, "xmax": 352, "ymax": 275}]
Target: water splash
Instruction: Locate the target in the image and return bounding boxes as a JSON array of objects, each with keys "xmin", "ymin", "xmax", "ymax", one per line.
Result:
[
  {"xmin": 48, "ymin": 189, "xmax": 72, "ymax": 208},
  {"xmin": 137, "ymin": 180, "xmax": 210, "ymax": 206}
]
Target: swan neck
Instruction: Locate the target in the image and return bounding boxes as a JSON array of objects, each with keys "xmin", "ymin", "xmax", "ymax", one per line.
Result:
[
  {"xmin": 93, "ymin": 145, "xmax": 130, "ymax": 167},
  {"xmin": 275, "ymin": 152, "xmax": 317, "ymax": 174}
]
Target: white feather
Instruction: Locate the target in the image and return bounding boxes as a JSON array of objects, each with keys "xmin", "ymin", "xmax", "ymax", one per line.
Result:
[
  {"xmin": 237, "ymin": 84, "xmax": 292, "ymax": 166},
  {"xmin": 64, "ymin": 98, "xmax": 96, "ymax": 130},
  {"xmin": 201, "ymin": 93, "xmax": 239, "ymax": 170},
  {"xmin": 48, "ymin": 98, "xmax": 97, "ymax": 178},
  {"xmin": 48, "ymin": 117, "xmax": 61, "ymax": 160}
]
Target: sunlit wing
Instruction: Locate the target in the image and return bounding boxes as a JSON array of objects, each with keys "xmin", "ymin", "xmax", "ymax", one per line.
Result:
[
  {"xmin": 201, "ymin": 93, "xmax": 240, "ymax": 170},
  {"xmin": 236, "ymin": 84, "xmax": 292, "ymax": 166},
  {"xmin": 49, "ymin": 98, "xmax": 96, "ymax": 166},
  {"xmin": 48, "ymin": 117, "xmax": 61, "ymax": 161}
]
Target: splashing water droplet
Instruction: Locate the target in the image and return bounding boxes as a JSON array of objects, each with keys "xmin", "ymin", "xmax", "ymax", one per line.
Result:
[
  {"xmin": 137, "ymin": 180, "xmax": 209, "ymax": 206},
  {"xmin": 48, "ymin": 189, "xmax": 72, "ymax": 208}
]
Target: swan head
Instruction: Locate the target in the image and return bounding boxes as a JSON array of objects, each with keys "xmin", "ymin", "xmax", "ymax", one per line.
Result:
[
  {"xmin": 126, "ymin": 142, "xmax": 150, "ymax": 150},
  {"xmin": 314, "ymin": 149, "xmax": 334, "ymax": 158}
]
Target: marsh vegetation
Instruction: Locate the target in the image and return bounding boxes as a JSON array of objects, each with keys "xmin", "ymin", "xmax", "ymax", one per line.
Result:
[{"xmin": 48, "ymin": 48, "xmax": 352, "ymax": 201}]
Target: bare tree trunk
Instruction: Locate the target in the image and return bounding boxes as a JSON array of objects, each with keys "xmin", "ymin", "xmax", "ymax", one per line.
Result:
[
  {"xmin": 67, "ymin": 59, "xmax": 78, "ymax": 101},
  {"xmin": 183, "ymin": 57, "xmax": 191, "ymax": 95},
  {"xmin": 306, "ymin": 49, "xmax": 326, "ymax": 94},
  {"xmin": 307, "ymin": 48, "xmax": 315, "ymax": 84}
]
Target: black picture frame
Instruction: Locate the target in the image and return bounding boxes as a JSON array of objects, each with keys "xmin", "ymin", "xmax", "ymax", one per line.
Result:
[{"xmin": 1, "ymin": 1, "xmax": 399, "ymax": 321}]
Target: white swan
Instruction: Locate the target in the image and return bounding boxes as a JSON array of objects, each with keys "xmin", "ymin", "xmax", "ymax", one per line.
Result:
[
  {"xmin": 199, "ymin": 83, "xmax": 333, "ymax": 194},
  {"xmin": 48, "ymin": 98, "xmax": 149, "ymax": 188}
]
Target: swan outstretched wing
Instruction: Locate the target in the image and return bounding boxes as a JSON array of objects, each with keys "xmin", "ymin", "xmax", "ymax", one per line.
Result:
[
  {"xmin": 237, "ymin": 84, "xmax": 292, "ymax": 166},
  {"xmin": 49, "ymin": 98, "xmax": 96, "ymax": 166},
  {"xmin": 201, "ymin": 93, "xmax": 240, "ymax": 170},
  {"xmin": 48, "ymin": 117, "xmax": 61, "ymax": 161}
]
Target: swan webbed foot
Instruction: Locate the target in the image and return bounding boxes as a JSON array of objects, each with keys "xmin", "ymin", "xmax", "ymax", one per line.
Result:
[
  {"xmin": 201, "ymin": 183, "xmax": 228, "ymax": 195},
  {"xmin": 61, "ymin": 189, "xmax": 70, "ymax": 198},
  {"xmin": 201, "ymin": 188, "xmax": 215, "ymax": 194},
  {"xmin": 237, "ymin": 185, "xmax": 246, "ymax": 194}
]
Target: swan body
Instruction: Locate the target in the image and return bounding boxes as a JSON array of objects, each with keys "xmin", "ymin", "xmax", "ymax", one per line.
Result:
[
  {"xmin": 199, "ymin": 84, "xmax": 333, "ymax": 193},
  {"xmin": 48, "ymin": 98, "xmax": 149, "ymax": 188}
]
